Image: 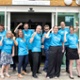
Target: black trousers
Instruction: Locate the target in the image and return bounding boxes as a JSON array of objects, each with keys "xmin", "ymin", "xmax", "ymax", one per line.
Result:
[
  {"xmin": 12, "ymin": 56, "xmax": 17, "ymax": 70},
  {"xmin": 65, "ymin": 46, "xmax": 69, "ymax": 72},
  {"xmin": 47, "ymin": 46, "xmax": 63, "ymax": 78},
  {"xmin": 32, "ymin": 52, "xmax": 41, "ymax": 76},
  {"xmin": 29, "ymin": 50, "xmax": 33, "ymax": 71}
]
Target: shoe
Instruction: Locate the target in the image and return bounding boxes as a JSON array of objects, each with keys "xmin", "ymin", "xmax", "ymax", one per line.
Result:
[
  {"xmin": 46, "ymin": 76, "xmax": 50, "ymax": 79},
  {"xmin": 69, "ymin": 76, "xmax": 74, "ymax": 79},
  {"xmin": 21, "ymin": 71, "xmax": 27, "ymax": 75},
  {"xmin": 5, "ymin": 73, "xmax": 10, "ymax": 77},
  {"xmin": 32, "ymin": 75, "xmax": 38, "ymax": 78},
  {"xmin": 78, "ymin": 75, "xmax": 80, "ymax": 78},
  {"xmin": 1, "ymin": 74, "xmax": 5, "ymax": 79},
  {"xmin": 13, "ymin": 69, "xmax": 16, "ymax": 72},
  {"xmin": 66, "ymin": 70, "xmax": 69, "ymax": 73},
  {"xmin": 37, "ymin": 71, "xmax": 41, "ymax": 74},
  {"xmin": 43, "ymin": 69, "xmax": 47, "ymax": 72},
  {"xmin": 18, "ymin": 74, "xmax": 23, "ymax": 78},
  {"xmin": 55, "ymin": 76, "xmax": 58, "ymax": 79}
]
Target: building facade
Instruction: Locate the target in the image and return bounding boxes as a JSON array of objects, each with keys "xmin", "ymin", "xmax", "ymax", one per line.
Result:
[{"xmin": 0, "ymin": 0, "xmax": 80, "ymax": 66}]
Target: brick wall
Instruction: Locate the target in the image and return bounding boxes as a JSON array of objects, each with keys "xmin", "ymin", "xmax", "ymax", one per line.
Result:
[
  {"xmin": 0, "ymin": 0, "xmax": 79, "ymax": 6},
  {"xmin": 0, "ymin": 0, "xmax": 12, "ymax": 5},
  {"xmin": 50, "ymin": 0, "xmax": 79, "ymax": 6}
]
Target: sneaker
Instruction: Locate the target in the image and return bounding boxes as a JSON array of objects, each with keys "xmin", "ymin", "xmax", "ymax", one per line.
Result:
[
  {"xmin": 32, "ymin": 75, "xmax": 38, "ymax": 78},
  {"xmin": 37, "ymin": 71, "xmax": 41, "ymax": 74},
  {"xmin": 78, "ymin": 75, "xmax": 80, "ymax": 78}
]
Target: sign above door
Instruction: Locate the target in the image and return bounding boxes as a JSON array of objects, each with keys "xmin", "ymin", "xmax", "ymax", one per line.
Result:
[{"xmin": 12, "ymin": 0, "xmax": 50, "ymax": 5}]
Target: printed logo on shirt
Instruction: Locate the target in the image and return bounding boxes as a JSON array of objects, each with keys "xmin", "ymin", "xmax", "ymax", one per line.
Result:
[
  {"xmin": 24, "ymin": 34, "xmax": 30, "ymax": 37},
  {"xmin": 54, "ymin": 36, "xmax": 60, "ymax": 41},
  {"xmin": 70, "ymin": 37, "xmax": 76, "ymax": 41},
  {"xmin": 20, "ymin": 39, "xmax": 26, "ymax": 43},
  {"xmin": 6, "ymin": 40, "xmax": 13, "ymax": 44}
]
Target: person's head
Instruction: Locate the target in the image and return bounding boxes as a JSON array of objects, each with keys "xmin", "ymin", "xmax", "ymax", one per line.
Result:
[
  {"xmin": 17, "ymin": 29, "xmax": 24, "ymax": 38},
  {"xmin": 53, "ymin": 26, "xmax": 58, "ymax": 33},
  {"xmin": 23, "ymin": 23, "xmax": 29, "ymax": 30},
  {"xmin": 6, "ymin": 31, "xmax": 13, "ymax": 38},
  {"xmin": 0, "ymin": 24, "xmax": 4, "ymax": 32},
  {"xmin": 36, "ymin": 25, "xmax": 42, "ymax": 33},
  {"xmin": 69, "ymin": 26, "xmax": 74, "ymax": 34},
  {"xmin": 44, "ymin": 25, "xmax": 50, "ymax": 33},
  {"xmin": 60, "ymin": 21, "xmax": 65, "ymax": 29}
]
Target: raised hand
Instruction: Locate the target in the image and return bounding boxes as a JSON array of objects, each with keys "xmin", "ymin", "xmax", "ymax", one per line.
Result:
[
  {"xmin": 33, "ymin": 32, "xmax": 37, "ymax": 37},
  {"xmin": 76, "ymin": 21, "xmax": 79, "ymax": 26},
  {"xmin": 49, "ymin": 28, "xmax": 53, "ymax": 32},
  {"xmin": 18, "ymin": 23, "xmax": 23, "ymax": 27}
]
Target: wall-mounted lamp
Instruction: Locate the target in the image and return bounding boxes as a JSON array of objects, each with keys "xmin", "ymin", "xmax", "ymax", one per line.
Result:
[
  {"xmin": 76, "ymin": 0, "xmax": 80, "ymax": 5},
  {"xmin": 64, "ymin": 0, "xmax": 72, "ymax": 6},
  {"xmin": 28, "ymin": 8, "xmax": 34, "ymax": 12}
]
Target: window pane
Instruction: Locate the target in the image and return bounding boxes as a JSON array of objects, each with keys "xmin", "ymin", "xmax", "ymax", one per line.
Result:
[{"xmin": 0, "ymin": 12, "xmax": 4, "ymax": 25}]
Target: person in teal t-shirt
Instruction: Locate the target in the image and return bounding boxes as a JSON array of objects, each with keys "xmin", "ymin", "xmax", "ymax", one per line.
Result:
[
  {"xmin": 30, "ymin": 25, "xmax": 42, "ymax": 78},
  {"xmin": 14, "ymin": 29, "xmax": 28, "ymax": 78},
  {"xmin": 0, "ymin": 31, "xmax": 14, "ymax": 79}
]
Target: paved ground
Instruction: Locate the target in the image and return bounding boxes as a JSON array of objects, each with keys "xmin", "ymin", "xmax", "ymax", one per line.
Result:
[{"xmin": 0, "ymin": 67, "xmax": 80, "ymax": 80}]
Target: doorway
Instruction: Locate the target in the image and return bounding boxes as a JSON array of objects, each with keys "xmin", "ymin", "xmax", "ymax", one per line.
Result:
[
  {"xmin": 11, "ymin": 12, "xmax": 51, "ymax": 32},
  {"xmin": 11, "ymin": 12, "xmax": 51, "ymax": 63}
]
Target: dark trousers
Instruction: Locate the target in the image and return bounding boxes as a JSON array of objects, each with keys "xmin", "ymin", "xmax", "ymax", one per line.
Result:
[
  {"xmin": 18, "ymin": 55, "xmax": 28, "ymax": 73},
  {"xmin": 47, "ymin": 46, "xmax": 63, "ymax": 78},
  {"xmin": 12, "ymin": 56, "xmax": 16, "ymax": 70},
  {"xmin": 29, "ymin": 50, "xmax": 33, "ymax": 71},
  {"xmin": 65, "ymin": 46, "xmax": 69, "ymax": 72},
  {"xmin": 32, "ymin": 52, "xmax": 41, "ymax": 76},
  {"xmin": 43, "ymin": 49, "xmax": 49, "ymax": 71}
]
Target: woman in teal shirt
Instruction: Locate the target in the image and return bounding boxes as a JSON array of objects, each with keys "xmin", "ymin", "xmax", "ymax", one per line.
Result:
[
  {"xmin": 46, "ymin": 26, "xmax": 64, "ymax": 79},
  {"xmin": 67, "ymin": 27, "xmax": 80, "ymax": 79},
  {"xmin": 0, "ymin": 31, "xmax": 14, "ymax": 78},
  {"xmin": 14, "ymin": 29, "xmax": 28, "ymax": 78},
  {"xmin": 0, "ymin": 24, "xmax": 6, "ymax": 63},
  {"xmin": 30, "ymin": 25, "xmax": 42, "ymax": 78}
]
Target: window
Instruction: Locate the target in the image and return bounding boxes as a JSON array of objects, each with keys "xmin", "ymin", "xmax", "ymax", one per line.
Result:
[
  {"xmin": 58, "ymin": 15, "xmax": 74, "ymax": 26},
  {"xmin": 0, "ymin": 12, "xmax": 4, "ymax": 25}
]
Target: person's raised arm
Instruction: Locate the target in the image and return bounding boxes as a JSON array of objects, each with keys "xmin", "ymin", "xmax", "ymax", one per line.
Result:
[
  {"xmin": 13, "ymin": 37, "xmax": 18, "ymax": 46},
  {"xmin": 30, "ymin": 32, "xmax": 36, "ymax": 43},
  {"xmin": 74, "ymin": 21, "xmax": 79, "ymax": 33},
  {"xmin": 14, "ymin": 23, "xmax": 23, "ymax": 33},
  {"xmin": 42, "ymin": 33, "xmax": 46, "ymax": 43},
  {"xmin": 46, "ymin": 28, "xmax": 52, "ymax": 38}
]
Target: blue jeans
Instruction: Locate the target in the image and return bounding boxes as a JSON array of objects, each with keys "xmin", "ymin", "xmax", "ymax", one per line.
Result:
[
  {"xmin": 18, "ymin": 55, "xmax": 28, "ymax": 73},
  {"xmin": 43, "ymin": 49, "xmax": 49, "ymax": 71}
]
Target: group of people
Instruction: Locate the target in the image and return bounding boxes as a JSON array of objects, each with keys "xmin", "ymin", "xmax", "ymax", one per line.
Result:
[{"xmin": 0, "ymin": 21, "xmax": 80, "ymax": 79}]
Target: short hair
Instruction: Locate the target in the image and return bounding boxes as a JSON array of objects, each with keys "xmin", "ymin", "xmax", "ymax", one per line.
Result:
[
  {"xmin": 44, "ymin": 25, "xmax": 49, "ymax": 28},
  {"xmin": 0, "ymin": 24, "xmax": 4, "ymax": 27},
  {"xmin": 36, "ymin": 25, "xmax": 42, "ymax": 28},
  {"xmin": 24, "ymin": 23, "xmax": 29, "ymax": 26},
  {"xmin": 69, "ymin": 26, "xmax": 74, "ymax": 30},
  {"xmin": 0, "ymin": 24, "xmax": 4, "ymax": 30},
  {"xmin": 53, "ymin": 25, "xmax": 58, "ymax": 29}
]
